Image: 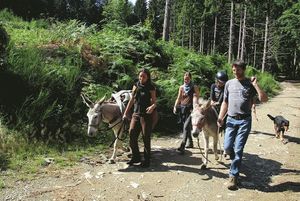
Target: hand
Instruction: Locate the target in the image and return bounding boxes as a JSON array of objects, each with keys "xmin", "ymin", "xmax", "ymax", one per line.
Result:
[
  {"xmin": 217, "ymin": 118, "xmax": 224, "ymax": 127},
  {"xmin": 211, "ymin": 101, "xmax": 219, "ymax": 106},
  {"xmin": 122, "ymin": 113, "xmax": 128, "ymax": 121},
  {"xmin": 146, "ymin": 105, "xmax": 155, "ymax": 114},
  {"xmin": 173, "ymin": 106, "xmax": 177, "ymax": 114},
  {"xmin": 251, "ymin": 76, "xmax": 258, "ymax": 86}
]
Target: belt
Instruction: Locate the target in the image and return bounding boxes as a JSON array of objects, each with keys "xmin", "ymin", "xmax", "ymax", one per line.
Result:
[{"xmin": 229, "ymin": 114, "xmax": 251, "ymax": 120}]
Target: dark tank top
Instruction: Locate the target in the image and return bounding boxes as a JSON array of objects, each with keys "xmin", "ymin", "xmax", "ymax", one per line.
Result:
[{"xmin": 133, "ymin": 81, "xmax": 155, "ymax": 114}]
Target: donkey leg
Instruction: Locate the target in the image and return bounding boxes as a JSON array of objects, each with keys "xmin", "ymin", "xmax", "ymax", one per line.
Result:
[
  {"xmin": 109, "ymin": 138, "xmax": 118, "ymax": 164},
  {"xmin": 109, "ymin": 127, "xmax": 123, "ymax": 164},
  {"xmin": 213, "ymin": 135, "xmax": 219, "ymax": 161},
  {"xmin": 200, "ymin": 134, "xmax": 209, "ymax": 170}
]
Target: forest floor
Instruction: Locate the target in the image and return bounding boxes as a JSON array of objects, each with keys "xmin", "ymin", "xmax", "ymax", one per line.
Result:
[{"xmin": 1, "ymin": 81, "xmax": 300, "ymax": 201}]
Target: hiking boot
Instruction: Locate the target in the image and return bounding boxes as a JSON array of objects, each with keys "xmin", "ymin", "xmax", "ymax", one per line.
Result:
[
  {"xmin": 227, "ymin": 176, "xmax": 238, "ymax": 190},
  {"xmin": 126, "ymin": 158, "xmax": 141, "ymax": 166},
  {"xmin": 176, "ymin": 146, "xmax": 184, "ymax": 155},
  {"xmin": 185, "ymin": 142, "xmax": 194, "ymax": 148},
  {"xmin": 140, "ymin": 160, "xmax": 150, "ymax": 168},
  {"xmin": 176, "ymin": 144, "xmax": 185, "ymax": 155}
]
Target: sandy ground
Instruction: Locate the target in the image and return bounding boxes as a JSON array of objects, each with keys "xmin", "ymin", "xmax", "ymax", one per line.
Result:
[{"xmin": 1, "ymin": 81, "xmax": 300, "ymax": 201}]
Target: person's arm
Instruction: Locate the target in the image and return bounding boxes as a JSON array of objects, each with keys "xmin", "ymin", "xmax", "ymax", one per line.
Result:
[
  {"xmin": 217, "ymin": 90, "xmax": 224, "ymax": 105},
  {"xmin": 210, "ymin": 84, "xmax": 216, "ymax": 105},
  {"xmin": 252, "ymin": 98, "xmax": 258, "ymax": 121},
  {"xmin": 217, "ymin": 101, "xmax": 228, "ymax": 127},
  {"xmin": 173, "ymin": 86, "xmax": 182, "ymax": 114},
  {"xmin": 123, "ymin": 85, "xmax": 136, "ymax": 119},
  {"xmin": 193, "ymin": 85, "xmax": 200, "ymax": 107},
  {"xmin": 146, "ymin": 90, "xmax": 157, "ymax": 114},
  {"xmin": 251, "ymin": 77, "xmax": 268, "ymax": 103},
  {"xmin": 217, "ymin": 82, "xmax": 229, "ymax": 127}
]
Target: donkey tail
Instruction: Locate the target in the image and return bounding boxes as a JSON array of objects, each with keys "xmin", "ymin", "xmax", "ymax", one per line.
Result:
[{"xmin": 267, "ymin": 114, "xmax": 275, "ymax": 121}]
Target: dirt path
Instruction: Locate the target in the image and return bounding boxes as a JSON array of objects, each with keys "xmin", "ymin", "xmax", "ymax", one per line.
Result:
[{"xmin": 1, "ymin": 81, "xmax": 300, "ymax": 201}]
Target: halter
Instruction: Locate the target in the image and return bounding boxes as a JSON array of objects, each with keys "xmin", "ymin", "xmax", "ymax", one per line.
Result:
[{"xmin": 87, "ymin": 103, "xmax": 129, "ymax": 147}]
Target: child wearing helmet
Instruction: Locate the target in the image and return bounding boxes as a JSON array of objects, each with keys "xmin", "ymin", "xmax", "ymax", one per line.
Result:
[{"xmin": 210, "ymin": 71, "xmax": 228, "ymax": 112}]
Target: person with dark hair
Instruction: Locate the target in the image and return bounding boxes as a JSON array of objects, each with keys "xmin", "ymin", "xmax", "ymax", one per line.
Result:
[
  {"xmin": 210, "ymin": 71, "xmax": 228, "ymax": 112},
  {"xmin": 173, "ymin": 72, "xmax": 199, "ymax": 154},
  {"xmin": 217, "ymin": 60, "xmax": 268, "ymax": 190},
  {"xmin": 123, "ymin": 68, "xmax": 157, "ymax": 168}
]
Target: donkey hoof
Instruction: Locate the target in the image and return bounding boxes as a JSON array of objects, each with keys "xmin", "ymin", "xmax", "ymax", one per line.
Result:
[
  {"xmin": 200, "ymin": 164, "xmax": 207, "ymax": 170},
  {"xmin": 108, "ymin": 159, "xmax": 116, "ymax": 164},
  {"xmin": 192, "ymin": 133, "xmax": 199, "ymax": 138}
]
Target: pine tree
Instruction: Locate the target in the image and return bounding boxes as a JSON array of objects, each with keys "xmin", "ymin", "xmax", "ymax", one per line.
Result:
[
  {"xmin": 103, "ymin": 0, "xmax": 132, "ymax": 24},
  {"xmin": 134, "ymin": 0, "xmax": 147, "ymax": 23}
]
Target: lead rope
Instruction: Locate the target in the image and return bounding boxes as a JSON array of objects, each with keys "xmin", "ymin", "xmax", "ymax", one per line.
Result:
[
  {"xmin": 212, "ymin": 106, "xmax": 224, "ymax": 162},
  {"xmin": 217, "ymin": 126, "xmax": 223, "ymax": 162}
]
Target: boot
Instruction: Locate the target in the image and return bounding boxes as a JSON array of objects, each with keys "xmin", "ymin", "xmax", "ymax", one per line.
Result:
[
  {"xmin": 126, "ymin": 156, "xmax": 141, "ymax": 166},
  {"xmin": 176, "ymin": 143, "xmax": 185, "ymax": 155},
  {"xmin": 140, "ymin": 160, "xmax": 150, "ymax": 168},
  {"xmin": 227, "ymin": 176, "xmax": 238, "ymax": 190},
  {"xmin": 185, "ymin": 140, "xmax": 194, "ymax": 148}
]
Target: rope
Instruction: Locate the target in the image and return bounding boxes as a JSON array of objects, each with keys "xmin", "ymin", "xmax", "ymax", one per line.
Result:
[
  {"xmin": 109, "ymin": 120, "xmax": 129, "ymax": 147},
  {"xmin": 217, "ymin": 126, "xmax": 223, "ymax": 162},
  {"xmin": 98, "ymin": 118, "xmax": 122, "ymax": 132}
]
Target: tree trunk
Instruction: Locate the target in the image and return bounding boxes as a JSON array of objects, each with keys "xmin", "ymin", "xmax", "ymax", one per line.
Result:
[
  {"xmin": 189, "ymin": 18, "xmax": 192, "ymax": 49},
  {"xmin": 199, "ymin": 25, "xmax": 204, "ymax": 53},
  {"xmin": 240, "ymin": 6, "xmax": 247, "ymax": 61},
  {"xmin": 237, "ymin": 9, "xmax": 243, "ymax": 59},
  {"xmin": 228, "ymin": 1, "xmax": 234, "ymax": 63},
  {"xmin": 201, "ymin": 26, "xmax": 204, "ymax": 53},
  {"xmin": 212, "ymin": 15, "xmax": 217, "ymax": 54},
  {"xmin": 181, "ymin": 16, "xmax": 185, "ymax": 46},
  {"xmin": 293, "ymin": 49, "xmax": 297, "ymax": 78},
  {"xmin": 162, "ymin": 0, "xmax": 171, "ymax": 41},
  {"xmin": 253, "ymin": 23, "xmax": 256, "ymax": 67},
  {"xmin": 262, "ymin": 14, "xmax": 268, "ymax": 73}
]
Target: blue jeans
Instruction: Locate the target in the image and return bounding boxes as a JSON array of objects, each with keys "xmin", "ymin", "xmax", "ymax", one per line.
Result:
[{"xmin": 224, "ymin": 116, "xmax": 252, "ymax": 177}]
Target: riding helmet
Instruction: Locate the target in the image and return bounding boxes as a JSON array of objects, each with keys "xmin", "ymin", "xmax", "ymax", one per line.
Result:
[{"xmin": 216, "ymin": 71, "xmax": 228, "ymax": 83}]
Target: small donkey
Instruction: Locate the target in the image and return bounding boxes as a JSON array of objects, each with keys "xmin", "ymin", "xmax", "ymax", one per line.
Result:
[
  {"xmin": 191, "ymin": 99, "xmax": 220, "ymax": 169},
  {"xmin": 81, "ymin": 93, "xmax": 128, "ymax": 164}
]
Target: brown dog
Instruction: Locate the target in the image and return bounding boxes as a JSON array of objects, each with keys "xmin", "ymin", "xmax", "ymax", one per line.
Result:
[{"xmin": 267, "ymin": 114, "xmax": 289, "ymax": 142}]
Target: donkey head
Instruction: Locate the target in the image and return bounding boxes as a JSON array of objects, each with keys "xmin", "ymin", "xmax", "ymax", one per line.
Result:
[
  {"xmin": 81, "ymin": 93, "xmax": 106, "ymax": 137},
  {"xmin": 191, "ymin": 100, "xmax": 212, "ymax": 137}
]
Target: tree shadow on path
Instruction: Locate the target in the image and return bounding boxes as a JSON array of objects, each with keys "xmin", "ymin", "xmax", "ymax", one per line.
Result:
[{"xmin": 240, "ymin": 152, "xmax": 300, "ymax": 192}]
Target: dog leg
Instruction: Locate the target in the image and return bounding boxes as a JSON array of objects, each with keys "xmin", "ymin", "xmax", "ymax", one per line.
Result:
[
  {"xmin": 274, "ymin": 125, "xmax": 279, "ymax": 138},
  {"xmin": 280, "ymin": 131, "xmax": 285, "ymax": 143}
]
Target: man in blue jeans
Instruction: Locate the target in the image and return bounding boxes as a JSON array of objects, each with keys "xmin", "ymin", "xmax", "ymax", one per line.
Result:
[{"xmin": 217, "ymin": 60, "xmax": 268, "ymax": 190}]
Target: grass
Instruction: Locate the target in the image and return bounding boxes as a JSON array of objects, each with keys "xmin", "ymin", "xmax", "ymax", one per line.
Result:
[
  {"xmin": 0, "ymin": 178, "xmax": 4, "ymax": 189},
  {"xmin": 0, "ymin": 119, "xmax": 109, "ymax": 184}
]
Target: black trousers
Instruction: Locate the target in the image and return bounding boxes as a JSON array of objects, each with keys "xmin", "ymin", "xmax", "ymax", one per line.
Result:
[
  {"xmin": 180, "ymin": 114, "xmax": 193, "ymax": 146},
  {"xmin": 129, "ymin": 113, "xmax": 152, "ymax": 162}
]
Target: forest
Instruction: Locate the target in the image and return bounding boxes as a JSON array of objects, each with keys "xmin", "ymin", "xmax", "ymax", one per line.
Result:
[{"xmin": 0, "ymin": 0, "xmax": 298, "ymax": 174}]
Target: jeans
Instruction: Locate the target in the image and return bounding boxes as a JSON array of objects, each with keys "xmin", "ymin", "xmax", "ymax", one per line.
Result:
[{"xmin": 224, "ymin": 116, "xmax": 252, "ymax": 177}]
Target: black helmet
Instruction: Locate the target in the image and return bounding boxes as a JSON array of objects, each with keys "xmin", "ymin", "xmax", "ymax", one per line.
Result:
[{"xmin": 216, "ymin": 71, "xmax": 228, "ymax": 83}]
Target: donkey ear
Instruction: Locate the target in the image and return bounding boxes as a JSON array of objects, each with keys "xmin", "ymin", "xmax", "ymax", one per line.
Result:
[
  {"xmin": 97, "ymin": 95, "xmax": 106, "ymax": 105},
  {"xmin": 203, "ymin": 100, "xmax": 211, "ymax": 111},
  {"xmin": 81, "ymin": 93, "xmax": 94, "ymax": 108}
]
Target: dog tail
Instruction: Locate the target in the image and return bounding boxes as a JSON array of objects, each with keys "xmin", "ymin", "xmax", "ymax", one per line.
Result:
[{"xmin": 267, "ymin": 114, "xmax": 275, "ymax": 121}]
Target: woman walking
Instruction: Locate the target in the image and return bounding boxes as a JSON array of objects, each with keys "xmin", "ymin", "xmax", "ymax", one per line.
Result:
[
  {"xmin": 123, "ymin": 68, "xmax": 157, "ymax": 168},
  {"xmin": 173, "ymin": 72, "xmax": 199, "ymax": 154}
]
